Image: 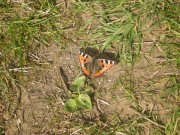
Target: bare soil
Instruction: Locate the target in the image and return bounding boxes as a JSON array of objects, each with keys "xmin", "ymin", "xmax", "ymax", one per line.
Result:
[{"xmin": 4, "ymin": 38, "xmax": 178, "ymax": 134}]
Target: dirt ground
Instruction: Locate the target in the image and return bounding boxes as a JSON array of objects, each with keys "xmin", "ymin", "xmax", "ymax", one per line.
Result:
[
  {"xmin": 0, "ymin": 1, "xmax": 179, "ymax": 134},
  {"xmin": 3, "ymin": 36, "xmax": 178, "ymax": 134}
]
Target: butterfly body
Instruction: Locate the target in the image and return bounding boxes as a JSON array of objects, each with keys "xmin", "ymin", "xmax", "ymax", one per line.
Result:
[{"xmin": 78, "ymin": 51, "xmax": 116, "ymax": 77}]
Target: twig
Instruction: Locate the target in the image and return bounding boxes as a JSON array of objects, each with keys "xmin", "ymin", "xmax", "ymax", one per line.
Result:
[
  {"xmin": 129, "ymin": 107, "xmax": 165, "ymax": 129},
  {"xmin": 116, "ymin": 132, "xmax": 126, "ymax": 135},
  {"xmin": 2, "ymin": 63, "xmax": 22, "ymax": 119},
  {"xmin": 10, "ymin": 81, "xmax": 22, "ymax": 119},
  {"xmin": 96, "ymin": 99, "xmax": 104, "ymax": 114},
  {"xmin": 71, "ymin": 128, "xmax": 82, "ymax": 135},
  {"xmin": 58, "ymin": 67, "xmax": 71, "ymax": 98},
  {"xmin": 97, "ymin": 98, "xmax": 110, "ymax": 106},
  {"xmin": 8, "ymin": 67, "xmax": 33, "ymax": 72}
]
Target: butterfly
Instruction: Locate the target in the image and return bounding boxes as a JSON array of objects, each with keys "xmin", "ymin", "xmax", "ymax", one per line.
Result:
[{"xmin": 78, "ymin": 48, "xmax": 116, "ymax": 77}]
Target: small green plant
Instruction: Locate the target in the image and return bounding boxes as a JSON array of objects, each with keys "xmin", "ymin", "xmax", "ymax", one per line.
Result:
[{"xmin": 65, "ymin": 76, "xmax": 93, "ymax": 112}]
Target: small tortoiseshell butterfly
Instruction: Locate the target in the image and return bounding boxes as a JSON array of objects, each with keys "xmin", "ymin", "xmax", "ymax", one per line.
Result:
[{"xmin": 78, "ymin": 48, "xmax": 117, "ymax": 77}]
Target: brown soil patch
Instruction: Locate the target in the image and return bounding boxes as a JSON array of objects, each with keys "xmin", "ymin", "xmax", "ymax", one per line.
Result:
[{"xmin": 4, "ymin": 41, "xmax": 178, "ymax": 134}]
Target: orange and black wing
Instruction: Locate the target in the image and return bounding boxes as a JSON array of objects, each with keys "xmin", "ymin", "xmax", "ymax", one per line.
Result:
[
  {"xmin": 93, "ymin": 59, "xmax": 115, "ymax": 77},
  {"xmin": 78, "ymin": 52, "xmax": 92, "ymax": 76}
]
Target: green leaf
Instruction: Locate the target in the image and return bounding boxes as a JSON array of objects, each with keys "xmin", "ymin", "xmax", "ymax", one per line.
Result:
[
  {"xmin": 84, "ymin": 85, "xmax": 94, "ymax": 91},
  {"xmin": 65, "ymin": 99, "xmax": 78, "ymax": 112},
  {"xmin": 75, "ymin": 94, "xmax": 92, "ymax": 109},
  {"xmin": 70, "ymin": 76, "xmax": 86, "ymax": 91},
  {"xmin": 81, "ymin": 86, "xmax": 94, "ymax": 95}
]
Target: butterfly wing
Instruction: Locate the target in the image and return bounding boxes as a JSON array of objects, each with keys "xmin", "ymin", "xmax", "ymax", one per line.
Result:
[
  {"xmin": 78, "ymin": 52, "xmax": 92, "ymax": 75},
  {"xmin": 93, "ymin": 59, "xmax": 115, "ymax": 77},
  {"xmin": 79, "ymin": 48, "xmax": 116, "ymax": 77}
]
